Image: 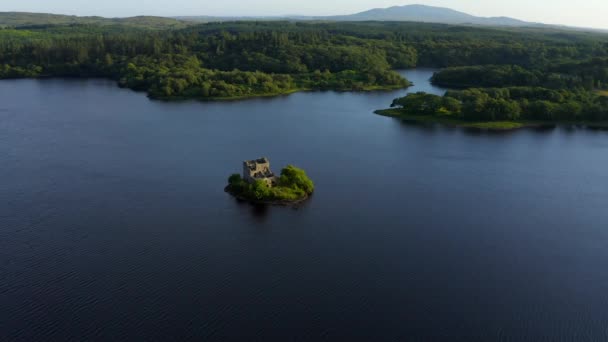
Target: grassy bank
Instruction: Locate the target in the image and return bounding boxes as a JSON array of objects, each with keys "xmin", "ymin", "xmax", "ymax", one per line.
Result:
[
  {"xmin": 150, "ymin": 83, "xmax": 410, "ymax": 102},
  {"xmin": 375, "ymin": 108, "xmax": 608, "ymax": 131},
  {"xmin": 374, "ymin": 108, "xmax": 529, "ymax": 130},
  {"xmin": 150, "ymin": 88, "xmax": 309, "ymax": 102}
]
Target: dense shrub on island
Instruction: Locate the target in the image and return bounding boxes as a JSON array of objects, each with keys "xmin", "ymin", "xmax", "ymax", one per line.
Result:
[{"xmin": 227, "ymin": 165, "xmax": 314, "ymax": 203}]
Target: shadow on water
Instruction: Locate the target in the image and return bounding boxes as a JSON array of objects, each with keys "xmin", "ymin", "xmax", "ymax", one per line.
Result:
[
  {"xmin": 461, "ymin": 127, "xmax": 516, "ymax": 137},
  {"xmin": 459, "ymin": 124, "xmax": 558, "ymax": 137},
  {"xmin": 397, "ymin": 119, "xmax": 441, "ymax": 133},
  {"xmin": 230, "ymin": 197, "xmax": 271, "ymax": 222},
  {"xmin": 237, "ymin": 197, "xmax": 314, "ymax": 223},
  {"xmin": 544, "ymin": 124, "xmax": 608, "ymax": 134},
  {"xmin": 229, "ymin": 199, "xmax": 271, "ymax": 223},
  {"xmin": 531, "ymin": 124, "xmax": 557, "ymax": 133},
  {"xmin": 586, "ymin": 125, "xmax": 608, "ymax": 132},
  {"xmin": 395, "ymin": 117, "xmax": 566, "ymax": 137},
  {"xmin": 249, "ymin": 204, "xmax": 270, "ymax": 221},
  {"xmin": 247, "ymin": 195, "xmax": 313, "ymax": 220}
]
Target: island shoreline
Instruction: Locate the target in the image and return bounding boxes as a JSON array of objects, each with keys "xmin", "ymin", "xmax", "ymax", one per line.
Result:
[
  {"xmin": 374, "ymin": 108, "xmax": 608, "ymax": 131},
  {"xmin": 225, "ymin": 185, "xmax": 311, "ymax": 207}
]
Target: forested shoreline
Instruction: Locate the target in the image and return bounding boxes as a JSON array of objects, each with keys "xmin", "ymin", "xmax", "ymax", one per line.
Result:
[
  {"xmin": 380, "ymin": 61, "xmax": 608, "ymax": 128},
  {"xmin": 361, "ymin": 23, "xmax": 608, "ymax": 127},
  {"xmin": 1, "ymin": 21, "xmax": 608, "ymax": 103},
  {"xmin": 0, "ymin": 22, "xmax": 419, "ymax": 99},
  {"xmin": 378, "ymin": 87, "xmax": 608, "ymax": 130}
]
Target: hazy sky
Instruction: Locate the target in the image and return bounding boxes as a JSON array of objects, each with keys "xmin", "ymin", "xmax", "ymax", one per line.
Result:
[{"xmin": 3, "ymin": 0, "xmax": 608, "ymax": 29}]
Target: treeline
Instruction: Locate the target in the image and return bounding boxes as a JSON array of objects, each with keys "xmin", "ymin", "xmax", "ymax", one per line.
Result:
[
  {"xmin": 117, "ymin": 56, "xmax": 408, "ymax": 99},
  {"xmin": 0, "ymin": 23, "xmax": 416, "ymax": 99},
  {"xmin": 0, "ymin": 12, "xmax": 189, "ymax": 30},
  {"xmin": 1, "ymin": 21, "xmax": 608, "ymax": 100},
  {"xmin": 431, "ymin": 60, "xmax": 608, "ymax": 90},
  {"xmin": 402, "ymin": 41, "xmax": 608, "ymax": 123},
  {"xmin": 307, "ymin": 22, "xmax": 608, "ymax": 67},
  {"xmin": 391, "ymin": 88, "xmax": 608, "ymax": 122}
]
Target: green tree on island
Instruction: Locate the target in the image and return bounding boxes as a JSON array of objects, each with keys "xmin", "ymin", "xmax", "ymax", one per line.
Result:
[{"xmin": 227, "ymin": 165, "xmax": 314, "ymax": 203}]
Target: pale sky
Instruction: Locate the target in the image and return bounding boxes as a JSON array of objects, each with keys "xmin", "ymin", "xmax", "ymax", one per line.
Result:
[{"xmin": 3, "ymin": 0, "xmax": 608, "ymax": 29}]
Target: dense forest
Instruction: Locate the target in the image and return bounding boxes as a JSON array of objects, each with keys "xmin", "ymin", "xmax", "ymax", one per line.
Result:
[
  {"xmin": 388, "ymin": 56, "xmax": 608, "ymax": 124},
  {"xmin": 385, "ymin": 55, "xmax": 608, "ymax": 124},
  {"xmin": 1, "ymin": 20, "xmax": 608, "ymax": 104},
  {"xmin": 389, "ymin": 88, "xmax": 608, "ymax": 123},
  {"xmin": 0, "ymin": 22, "xmax": 420, "ymax": 99},
  {"xmin": 0, "ymin": 12, "xmax": 189, "ymax": 29},
  {"xmin": 431, "ymin": 60, "xmax": 608, "ymax": 90}
]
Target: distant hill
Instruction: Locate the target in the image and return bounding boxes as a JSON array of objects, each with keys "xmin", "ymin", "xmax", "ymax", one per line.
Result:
[
  {"xmin": 0, "ymin": 12, "xmax": 189, "ymax": 29},
  {"xmin": 321, "ymin": 4, "xmax": 532, "ymax": 26},
  {"xmin": 174, "ymin": 15, "xmax": 281, "ymax": 23},
  {"xmin": 177, "ymin": 4, "xmax": 535, "ymax": 27},
  {"xmin": 4, "ymin": 5, "xmax": 603, "ymax": 32}
]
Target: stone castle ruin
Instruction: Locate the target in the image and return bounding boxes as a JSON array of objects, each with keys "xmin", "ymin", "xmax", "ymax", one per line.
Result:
[{"xmin": 243, "ymin": 157, "xmax": 278, "ymax": 187}]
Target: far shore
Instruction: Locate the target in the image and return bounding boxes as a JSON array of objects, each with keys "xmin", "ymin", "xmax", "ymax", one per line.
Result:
[{"xmin": 149, "ymin": 83, "xmax": 411, "ymax": 102}]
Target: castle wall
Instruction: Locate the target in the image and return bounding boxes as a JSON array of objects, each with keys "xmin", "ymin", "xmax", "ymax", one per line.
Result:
[{"xmin": 242, "ymin": 158, "xmax": 276, "ymax": 186}]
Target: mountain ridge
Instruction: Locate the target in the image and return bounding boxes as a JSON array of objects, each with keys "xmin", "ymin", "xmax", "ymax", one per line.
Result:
[
  {"xmin": 2, "ymin": 5, "xmax": 603, "ymax": 31},
  {"xmin": 177, "ymin": 4, "xmax": 536, "ymax": 27}
]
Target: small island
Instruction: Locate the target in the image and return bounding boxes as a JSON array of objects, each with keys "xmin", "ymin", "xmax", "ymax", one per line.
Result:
[{"xmin": 225, "ymin": 157, "xmax": 314, "ymax": 206}]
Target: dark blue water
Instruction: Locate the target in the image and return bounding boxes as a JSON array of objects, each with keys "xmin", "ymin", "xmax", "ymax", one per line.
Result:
[{"xmin": 1, "ymin": 69, "xmax": 608, "ymax": 341}]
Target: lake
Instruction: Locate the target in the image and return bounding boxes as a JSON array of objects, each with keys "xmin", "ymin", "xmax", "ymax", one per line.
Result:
[{"xmin": 1, "ymin": 69, "xmax": 608, "ymax": 341}]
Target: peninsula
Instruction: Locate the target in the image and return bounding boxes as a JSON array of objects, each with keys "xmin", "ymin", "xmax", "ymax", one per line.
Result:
[
  {"xmin": 376, "ymin": 86, "xmax": 608, "ymax": 131},
  {"xmin": 225, "ymin": 158, "xmax": 314, "ymax": 206}
]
